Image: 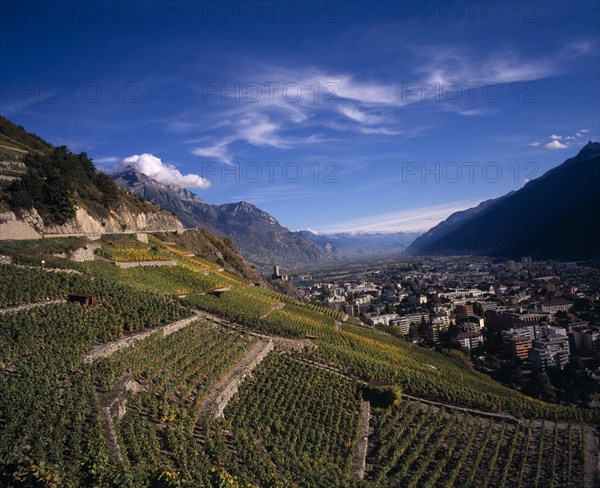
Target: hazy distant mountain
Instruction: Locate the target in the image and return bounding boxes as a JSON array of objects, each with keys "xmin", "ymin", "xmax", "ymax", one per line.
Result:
[
  {"xmin": 113, "ymin": 169, "xmax": 329, "ymax": 268},
  {"xmin": 299, "ymin": 230, "xmax": 421, "ymax": 258},
  {"xmin": 408, "ymin": 142, "xmax": 600, "ymax": 258}
]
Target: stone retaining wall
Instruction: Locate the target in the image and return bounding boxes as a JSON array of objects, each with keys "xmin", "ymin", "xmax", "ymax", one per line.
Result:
[
  {"xmin": 198, "ymin": 339, "xmax": 274, "ymax": 419},
  {"xmin": 114, "ymin": 259, "xmax": 177, "ymax": 268},
  {"xmin": 84, "ymin": 314, "xmax": 199, "ymax": 363},
  {"xmin": 214, "ymin": 340, "xmax": 274, "ymax": 418},
  {"xmin": 351, "ymin": 401, "xmax": 371, "ymax": 479}
]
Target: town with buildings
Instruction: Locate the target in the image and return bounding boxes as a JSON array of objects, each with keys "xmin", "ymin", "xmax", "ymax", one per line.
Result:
[{"xmin": 293, "ymin": 256, "xmax": 600, "ymax": 408}]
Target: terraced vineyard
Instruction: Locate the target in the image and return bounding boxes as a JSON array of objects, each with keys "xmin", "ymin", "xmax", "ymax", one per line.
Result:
[
  {"xmin": 104, "ymin": 321, "xmax": 259, "ymax": 484},
  {"xmin": 96, "ymin": 247, "xmax": 172, "ymax": 262},
  {"xmin": 0, "ymin": 259, "xmax": 598, "ymax": 487},
  {"xmin": 185, "ymin": 283, "xmax": 596, "ymax": 421},
  {"xmin": 109, "ymin": 320, "xmax": 255, "ymax": 411},
  {"xmin": 220, "ymin": 354, "xmax": 363, "ymax": 487},
  {"xmin": 257, "ymin": 285, "xmax": 348, "ymax": 321},
  {"xmin": 0, "ymin": 263, "xmax": 85, "ymax": 307},
  {"xmin": 183, "ymin": 286, "xmax": 281, "ymax": 325},
  {"xmin": 367, "ymin": 403, "xmax": 588, "ymax": 488},
  {"xmin": 0, "ymin": 270, "xmax": 187, "ymax": 485},
  {"xmin": 113, "ymin": 265, "xmax": 226, "ymax": 295},
  {"xmin": 162, "ymin": 243, "xmax": 197, "ymax": 256}
]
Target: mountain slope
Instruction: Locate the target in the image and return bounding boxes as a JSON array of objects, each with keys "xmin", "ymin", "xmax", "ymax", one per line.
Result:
[
  {"xmin": 113, "ymin": 169, "xmax": 329, "ymax": 267},
  {"xmin": 0, "ymin": 120, "xmax": 184, "ymax": 238},
  {"xmin": 407, "ymin": 195, "xmax": 510, "ymax": 254},
  {"xmin": 0, "ymin": 116, "xmax": 53, "ymax": 154},
  {"xmin": 408, "ymin": 142, "xmax": 600, "ymax": 258}
]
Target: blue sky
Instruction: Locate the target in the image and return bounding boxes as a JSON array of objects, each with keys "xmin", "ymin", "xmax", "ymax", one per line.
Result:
[{"xmin": 1, "ymin": 0, "xmax": 599, "ymax": 232}]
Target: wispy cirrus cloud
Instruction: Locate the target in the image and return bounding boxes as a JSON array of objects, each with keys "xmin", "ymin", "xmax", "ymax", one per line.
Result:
[
  {"xmin": 338, "ymin": 104, "xmax": 384, "ymax": 124},
  {"xmin": 191, "ymin": 137, "xmax": 236, "ymax": 164},
  {"xmin": 560, "ymin": 39, "xmax": 597, "ymax": 58},
  {"xmin": 236, "ymin": 112, "xmax": 288, "ymax": 148},
  {"xmin": 184, "ymin": 37, "xmax": 596, "ymax": 164}
]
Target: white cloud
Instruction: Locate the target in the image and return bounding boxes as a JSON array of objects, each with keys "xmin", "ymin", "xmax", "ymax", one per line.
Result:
[
  {"xmin": 123, "ymin": 153, "xmax": 211, "ymax": 189},
  {"xmin": 338, "ymin": 104, "xmax": 382, "ymax": 124},
  {"xmin": 456, "ymin": 109, "xmax": 490, "ymax": 116},
  {"xmin": 178, "ymin": 46, "xmax": 581, "ymax": 160},
  {"xmin": 419, "ymin": 47, "xmax": 557, "ymax": 88},
  {"xmin": 191, "ymin": 137, "xmax": 235, "ymax": 164},
  {"xmin": 545, "ymin": 140, "xmax": 567, "ymax": 150},
  {"xmin": 529, "ymin": 129, "xmax": 591, "ymax": 150},
  {"xmin": 359, "ymin": 126, "xmax": 401, "ymax": 135},
  {"xmin": 94, "ymin": 156, "xmax": 119, "ymax": 164},
  {"xmin": 236, "ymin": 113, "xmax": 288, "ymax": 148},
  {"xmin": 560, "ymin": 40, "xmax": 596, "ymax": 58},
  {"xmin": 482, "ymin": 56, "xmax": 555, "ymax": 84},
  {"xmin": 317, "ymin": 200, "xmax": 481, "ymax": 233},
  {"xmin": 330, "ymin": 75, "xmax": 401, "ymax": 105}
]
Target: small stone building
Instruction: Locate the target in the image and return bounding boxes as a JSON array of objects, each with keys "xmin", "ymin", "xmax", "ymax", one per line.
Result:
[{"xmin": 68, "ymin": 293, "xmax": 97, "ymax": 306}]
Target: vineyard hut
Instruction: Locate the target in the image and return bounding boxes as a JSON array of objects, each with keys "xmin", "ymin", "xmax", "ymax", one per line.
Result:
[
  {"xmin": 208, "ymin": 287, "xmax": 231, "ymax": 297},
  {"xmin": 68, "ymin": 293, "xmax": 97, "ymax": 306}
]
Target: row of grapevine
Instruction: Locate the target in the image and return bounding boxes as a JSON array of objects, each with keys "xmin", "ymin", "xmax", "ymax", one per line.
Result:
[
  {"xmin": 96, "ymin": 247, "xmax": 171, "ymax": 262},
  {"xmin": 253, "ymin": 285, "xmax": 347, "ymax": 321},
  {"xmin": 104, "ymin": 320, "xmax": 259, "ymax": 485},
  {"xmin": 174, "ymin": 251, "xmax": 221, "ymax": 271},
  {"xmin": 116, "ymin": 265, "xmax": 225, "ymax": 295},
  {"xmin": 162, "ymin": 244, "xmax": 196, "ymax": 256},
  {"xmin": 221, "ymin": 354, "xmax": 363, "ymax": 487},
  {"xmin": 366, "ymin": 402, "xmax": 586, "ymax": 488},
  {"xmin": 300, "ymin": 321, "xmax": 596, "ymax": 421},
  {"xmin": 212, "ymin": 269, "xmax": 246, "ymax": 286},
  {"xmin": 0, "ymin": 274, "xmax": 187, "ymax": 485},
  {"xmin": 0, "ymin": 263, "xmax": 89, "ymax": 307},
  {"xmin": 183, "ymin": 287, "xmax": 280, "ymax": 326},
  {"xmin": 0, "ymin": 282, "xmax": 184, "ymax": 368}
]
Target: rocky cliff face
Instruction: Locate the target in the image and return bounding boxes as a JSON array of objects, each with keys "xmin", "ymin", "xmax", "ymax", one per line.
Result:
[{"xmin": 0, "ymin": 205, "xmax": 183, "ymax": 240}]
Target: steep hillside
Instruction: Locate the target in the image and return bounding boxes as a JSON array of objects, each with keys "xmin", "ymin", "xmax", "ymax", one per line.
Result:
[
  {"xmin": 408, "ymin": 142, "xmax": 600, "ymax": 258},
  {"xmin": 407, "ymin": 195, "xmax": 509, "ymax": 254},
  {"xmin": 0, "ymin": 116, "xmax": 53, "ymax": 154},
  {"xmin": 0, "ymin": 121, "xmax": 184, "ymax": 239},
  {"xmin": 1, "ymin": 254, "xmax": 597, "ymax": 486}
]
